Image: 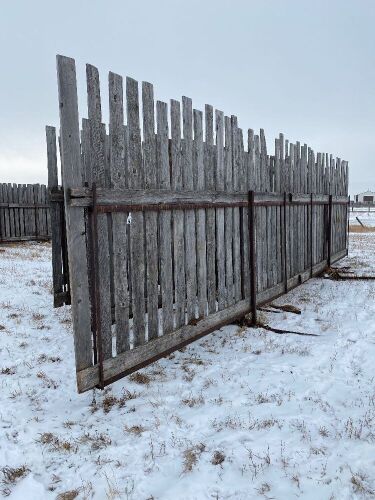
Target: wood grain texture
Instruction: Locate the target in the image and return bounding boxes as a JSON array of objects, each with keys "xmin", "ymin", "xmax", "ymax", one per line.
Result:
[
  {"xmin": 194, "ymin": 109, "xmax": 208, "ymax": 318},
  {"xmin": 171, "ymin": 99, "xmax": 186, "ymax": 327},
  {"xmin": 46, "ymin": 126, "xmax": 64, "ymax": 305},
  {"xmin": 182, "ymin": 96, "xmax": 197, "ymax": 321},
  {"xmin": 86, "ymin": 65, "xmax": 112, "ymax": 360},
  {"xmin": 205, "ymin": 105, "xmax": 217, "ymax": 313},
  {"xmin": 109, "ymin": 72, "xmax": 130, "ymax": 354},
  {"xmin": 142, "ymin": 81, "xmax": 159, "ymax": 340},
  {"xmin": 157, "ymin": 101, "xmax": 174, "ymax": 333},
  {"xmin": 127, "ymin": 76, "xmax": 146, "ymax": 346},
  {"xmin": 56, "ymin": 55, "xmax": 93, "ymax": 373}
]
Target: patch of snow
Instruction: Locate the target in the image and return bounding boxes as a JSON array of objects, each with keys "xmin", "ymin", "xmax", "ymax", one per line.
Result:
[{"xmin": 0, "ymin": 239, "xmax": 374, "ymax": 499}]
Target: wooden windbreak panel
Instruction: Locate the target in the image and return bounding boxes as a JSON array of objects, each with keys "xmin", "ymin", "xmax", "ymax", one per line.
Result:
[
  {"xmin": 55, "ymin": 55, "xmax": 350, "ymax": 394},
  {"xmin": 0, "ymin": 182, "xmax": 52, "ymax": 242}
]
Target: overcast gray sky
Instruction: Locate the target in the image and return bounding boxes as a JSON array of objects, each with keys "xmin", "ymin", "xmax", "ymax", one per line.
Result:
[{"xmin": 1, "ymin": 0, "xmax": 374, "ymax": 195}]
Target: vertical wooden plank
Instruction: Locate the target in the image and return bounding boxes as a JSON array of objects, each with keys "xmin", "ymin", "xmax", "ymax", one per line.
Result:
[
  {"xmin": 0, "ymin": 185, "xmax": 4, "ymax": 241},
  {"xmin": 2, "ymin": 185, "xmax": 10, "ymax": 239},
  {"xmin": 260, "ymin": 129, "xmax": 268, "ymax": 291},
  {"xmin": 157, "ymin": 101, "xmax": 174, "ymax": 332},
  {"xmin": 194, "ymin": 109, "xmax": 208, "ymax": 317},
  {"xmin": 12, "ymin": 184, "xmax": 20, "ymax": 238},
  {"xmin": 86, "ymin": 64, "xmax": 112, "ymax": 360},
  {"xmin": 56, "ymin": 55, "xmax": 92, "ymax": 374},
  {"xmin": 238, "ymin": 128, "xmax": 250, "ymax": 299},
  {"xmin": 215, "ymin": 110, "xmax": 226, "ymax": 309},
  {"xmin": 301, "ymin": 144, "xmax": 308, "ymax": 271},
  {"xmin": 206, "ymin": 105, "xmax": 217, "ymax": 312},
  {"xmin": 18, "ymin": 184, "xmax": 25, "ymax": 238},
  {"xmin": 274, "ymin": 138, "xmax": 281, "ymax": 284},
  {"xmin": 7, "ymin": 184, "xmax": 14, "ymax": 238},
  {"xmin": 231, "ymin": 116, "xmax": 242, "ymax": 301},
  {"xmin": 224, "ymin": 117, "xmax": 234, "ymax": 306},
  {"xmin": 182, "ymin": 96, "xmax": 197, "ymax": 321},
  {"xmin": 254, "ymin": 134, "xmax": 262, "ymax": 292},
  {"xmin": 81, "ymin": 118, "xmax": 92, "ymax": 186},
  {"xmin": 142, "ymin": 82, "xmax": 159, "ymax": 339},
  {"xmin": 288, "ymin": 143, "xmax": 296, "ymax": 277},
  {"xmin": 108, "ymin": 71, "xmax": 130, "ymax": 353},
  {"xmin": 26, "ymin": 185, "xmax": 34, "ymax": 238},
  {"xmin": 170, "ymin": 99, "xmax": 186, "ymax": 327},
  {"xmin": 127, "ymin": 76, "xmax": 146, "ymax": 345},
  {"xmin": 46, "ymin": 125, "xmax": 64, "ymax": 305}
]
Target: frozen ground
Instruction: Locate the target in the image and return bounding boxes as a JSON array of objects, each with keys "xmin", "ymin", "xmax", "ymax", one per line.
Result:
[{"xmin": 0, "ymin": 235, "xmax": 374, "ymax": 499}]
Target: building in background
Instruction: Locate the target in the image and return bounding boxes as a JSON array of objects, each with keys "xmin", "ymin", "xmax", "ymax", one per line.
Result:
[{"xmin": 355, "ymin": 190, "xmax": 375, "ymax": 204}]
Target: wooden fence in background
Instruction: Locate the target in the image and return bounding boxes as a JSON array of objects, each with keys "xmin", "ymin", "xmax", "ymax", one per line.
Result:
[
  {"xmin": 0, "ymin": 183, "xmax": 51, "ymax": 242},
  {"xmin": 51, "ymin": 55, "xmax": 349, "ymax": 393}
]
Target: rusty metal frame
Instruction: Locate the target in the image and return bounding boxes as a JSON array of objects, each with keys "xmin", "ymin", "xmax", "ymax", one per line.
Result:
[
  {"xmin": 82, "ymin": 188, "xmax": 350, "ymax": 389},
  {"xmin": 248, "ymin": 191, "xmax": 257, "ymax": 326},
  {"xmin": 89, "ymin": 183, "xmax": 105, "ymax": 389}
]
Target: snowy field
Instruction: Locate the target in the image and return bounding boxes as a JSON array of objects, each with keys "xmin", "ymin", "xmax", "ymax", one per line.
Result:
[
  {"xmin": 0, "ymin": 234, "xmax": 374, "ymax": 499},
  {"xmin": 349, "ymin": 209, "xmax": 375, "ymax": 227}
]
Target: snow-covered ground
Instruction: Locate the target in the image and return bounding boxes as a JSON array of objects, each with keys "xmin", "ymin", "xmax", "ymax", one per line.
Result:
[{"xmin": 0, "ymin": 235, "xmax": 374, "ymax": 499}]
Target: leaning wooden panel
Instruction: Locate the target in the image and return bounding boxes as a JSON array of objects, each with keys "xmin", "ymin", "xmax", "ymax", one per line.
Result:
[{"xmin": 56, "ymin": 55, "xmax": 93, "ymax": 376}]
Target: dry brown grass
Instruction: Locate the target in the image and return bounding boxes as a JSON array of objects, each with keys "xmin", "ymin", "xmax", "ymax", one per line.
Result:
[
  {"xmin": 349, "ymin": 225, "xmax": 375, "ymax": 233},
  {"xmin": 129, "ymin": 371, "xmax": 151, "ymax": 385},
  {"xmin": 57, "ymin": 490, "xmax": 80, "ymax": 500},
  {"xmin": 182, "ymin": 443, "xmax": 206, "ymax": 472},
  {"xmin": 124, "ymin": 424, "xmax": 146, "ymax": 436}
]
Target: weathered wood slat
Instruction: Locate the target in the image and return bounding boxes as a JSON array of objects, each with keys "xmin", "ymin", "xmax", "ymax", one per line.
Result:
[
  {"xmin": 127, "ymin": 76, "xmax": 146, "ymax": 346},
  {"xmin": 205, "ymin": 105, "xmax": 217, "ymax": 313},
  {"xmin": 215, "ymin": 110, "xmax": 226, "ymax": 309},
  {"xmin": 109, "ymin": 71, "xmax": 130, "ymax": 354},
  {"xmin": 194, "ymin": 109, "xmax": 208, "ymax": 318},
  {"xmin": 142, "ymin": 81, "xmax": 159, "ymax": 340},
  {"xmin": 56, "ymin": 55, "xmax": 93, "ymax": 374},
  {"xmin": 182, "ymin": 96, "xmax": 197, "ymax": 322},
  {"xmin": 157, "ymin": 101, "xmax": 174, "ymax": 333},
  {"xmin": 171, "ymin": 99, "xmax": 186, "ymax": 328},
  {"xmin": 86, "ymin": 65, "xmax": 113, "ymax": 361},
  {"xmin": 46, "ymin": 126, "xmax": 64, "ymax": 306}
]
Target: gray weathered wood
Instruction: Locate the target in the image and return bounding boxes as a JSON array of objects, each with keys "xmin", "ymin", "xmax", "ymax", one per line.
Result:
[
  {"xmin": 205, "ymin": 105, "xmax": 217, "ymax": 313},
  {"xmin": 86, "ymin": 65, "xmax": 112, "ymax": 360},
  {"xmin": 109, "ymin": 72, "xmax": 130, "ymax": 353},
  {"xmin": 194, "ymin": 109, "xmax": 208, "ymax": 318},
  {"xmin": 182, "ymin": 96, "xmax": 197, "ymax": 321},
  {"xmin": 46, "ymin": 125, "xmax": 64, "ymax": 305},
  {"xmin": 157, "ymin": 100, "xmax": 174, "ymax": 333},
  {"xmin": 215, "ymin": 110, "xmax": 226, "ymax": 309},
  {"xmin": 127, "ymin": 76, "xmax": 146, "ymax": 346},
  {"xmin": 56, "ymin": 54, "xmax": 93, "ymax": 375},
  {"xmin": 142, "ymin": 81, "xmax": 159, "ymax": 340},
  {"xmin": 171, "ymin": 99, "xmax": 186, "ymax": 327}
]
